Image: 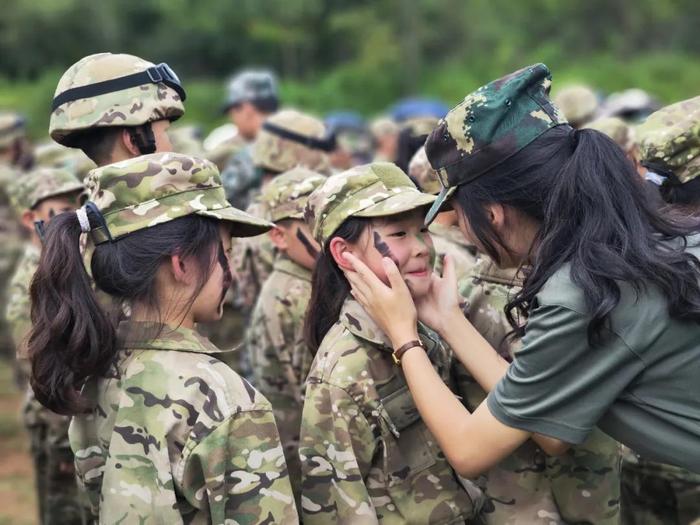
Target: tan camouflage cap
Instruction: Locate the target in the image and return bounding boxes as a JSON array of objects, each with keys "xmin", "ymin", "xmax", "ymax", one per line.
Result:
[
  {"xmin": 50, "ymin": 53, "xmax": 185, "ymax": 146},
  {"xmin": 0, "ymin": 112, "xmax": 26, "ymax": 148},
  {"xmin": 408, "ymin": 146, "xmax": 441, "ymax": 194},
  {"xmin": 583, "ymin": 117, "xmax": 635, "ymax": 152},
  {"xmin": 9, "ymin": 167, "xmax": 84, "ymax": 213},
  {"xmin": 86, "ymin": 152, "xmax": 272, "ymax": 244},
  {"xmin": 369, "ymin": 116, "xmax": 399, "ymax": 138},
  {"xmin": 253, "ymin": 109, "xmax": 332, "ymax": 175},
  {"xmin": 553, "ymin": 84, "xmax": 598, "ymax": 127},
  {"xmin": 261, "ymin": 167, "xmax": 326, "ymax": 222},
  {"xmin": 305, "ymin": 162, "xmax": 435, "ymax": 245},
  {"xmin": 401, "ymin": 116, "xmax": 440, "ymax": 137},
  {"xmin": 637, "ymin": 96, "xmax": 700, "ymax": 184}
]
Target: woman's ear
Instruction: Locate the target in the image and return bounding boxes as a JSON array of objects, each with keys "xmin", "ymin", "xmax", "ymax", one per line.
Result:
[
  {"xmin": 268, "ymin": 225, "xmax": 288, "ymax": 251},
  {"xmin": 329, "ymin": 237, "xmax": 354, "ymax": 271},
  {"xmin": 121, "ymin": 128, "xmax": 141, "ymax": 157},
  {"xmin": 484, "ymin": 203, "xmax": 506, "ymax": 232},
  {"xmin": 169, "ymin": 253, "xmax": 193, "ymax": 285},
  {"xmin": 21, "ymin": 210, "xmax": 36, "ymax": 233}
]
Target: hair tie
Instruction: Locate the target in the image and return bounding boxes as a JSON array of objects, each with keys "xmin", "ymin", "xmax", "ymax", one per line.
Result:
[{"xmin": 76, "ymin": 206, "xmax": 91, "ymax": 233}]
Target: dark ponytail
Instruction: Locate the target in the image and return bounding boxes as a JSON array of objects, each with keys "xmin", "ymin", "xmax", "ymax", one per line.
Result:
[
  {"xmin": 659, "ymin": 172, "xmax": 700, "ymax": 214},
  {"xmin": 304, "ymin": 218, "xmax": 368, "ymax": 354},
  {"xmin": 29, "ymin": 211, "xmax": 221, "ymax": 415},
  {"xmin": 454, "ymin": 126, "xmax": 700, "ymax": 343}
]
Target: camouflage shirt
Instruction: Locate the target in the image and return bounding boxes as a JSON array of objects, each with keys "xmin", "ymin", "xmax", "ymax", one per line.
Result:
[
  {"xmin": 5, "ymin": 243, "xmax": 39, "ymax": 369},
  {"xmin": 299, "ymin": 297, "xmax": 482, "ymax": 524},
  {"xmin": 429, "ymin": 222, "xmax": 477, "ymax": 280},
  {"xmin": 457, "ymin": 258, "xmax": 621, "ymax": 524},
  {"xmin": 246, "ymin": 254, "xmax": 313, "ymax": 503},
  {"xmin": 69, "ymin": 321, "xmax": 298, "ymax": 524}
]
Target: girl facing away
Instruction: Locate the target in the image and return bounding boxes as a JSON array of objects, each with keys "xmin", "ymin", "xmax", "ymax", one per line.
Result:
[
  {"xmin": 28, "ymin": 152, "xmax": 299, "ymax": 524},
  {"xmin": 299, "ymin": 162, "xmax": 483, "ymax": 524}
]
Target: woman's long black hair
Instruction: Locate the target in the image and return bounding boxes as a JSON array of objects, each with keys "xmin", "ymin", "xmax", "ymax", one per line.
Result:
[
  {"xmin": 454, "ymin": 125, "xmax": 700, "ymax": 343},
  {"xmin": 28, "ymin": 210, "xmax": 221, "ymax": 415}
]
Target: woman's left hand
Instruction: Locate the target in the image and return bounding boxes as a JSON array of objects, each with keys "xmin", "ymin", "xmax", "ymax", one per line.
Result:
[{"xmin": 344, "ymin": 253, "xmax": 420, "ymax": 347}]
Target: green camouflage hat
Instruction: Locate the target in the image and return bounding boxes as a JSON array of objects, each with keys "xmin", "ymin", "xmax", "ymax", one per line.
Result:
[
  {"xmin": 305, "ymin": 162, "xmax": 435, "ymax": 245},
  {"xmin": 0, "ymin": 112, "xmax": 26, "ymax": 148},
  {"xmin": 637, "ymin": 96, "xmax": 700, "ymax": 184},
  {"xmin": 253, "ymin": 109, "xmax": 331, "ymax": 175},
  {"xmin": 86, "ymin": 152, "xmax": 272, "ymax": 243},
  {"xmin": 408, "ymin": 146, "xmax": 441, "ymax": 194},
  {"xmin": 50, "ymin": 53, "xmax": 185, "ymax": 146},
  {"xmin": 260, "ymin": 167, "xmax": 326, "ymax": 222},
  {"xmin": 553, "ymin": 84, "xmax": 598, "ymax": 127},
  {"xmin": 583, "ymin": 117, "xmax": 635, "ymax": 151},
  {"xmin": 9, "ymin": 167, "xmax": 84, "ymax": 213},
  {"xmin": 423, "ymin": 63, "xmax": 568, "ymax": 225}
]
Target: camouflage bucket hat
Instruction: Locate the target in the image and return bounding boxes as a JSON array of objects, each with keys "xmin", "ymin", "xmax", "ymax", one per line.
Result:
[
  {"xmin": 552, "ymin": 84, "xmax": 598, "ymax": 127},
  {"xmin": 0, "ymin": 112, "xmax": 26, "ymax": 148},
  {"xmin": 85, "ymin": 152, "xmax": 272, "ymax": 244},
  {"xmin": 305, "ymin": 162, "xmax": 435, "ymax": 245},
  {"xmin": 9, "ymin": 167, "xmax": 84, "ymax": 213},
  {"xmin": 253, "ymin": 109, "xmax": 333, "ymax": 175},
  {"xmin": 637, "ymin": 95, "xmax": 700, "ymax": 184},
  {"xmin": 50, "ymin": 53, "xmax": 185, "ymax": 146},
  {"xmin": 261, "ymin": 167, "xmax": 326, "ymax": 222},
  {"xmin": 424, "ymin": 63, "xmax": 568, "ymax": 225}
]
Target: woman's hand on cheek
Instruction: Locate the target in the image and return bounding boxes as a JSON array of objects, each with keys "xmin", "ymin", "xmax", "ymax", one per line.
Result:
[
  {"xmin": 415, "ymin": 254, "xmax": 464, "ymax": 336},
  {"xmin": 343, "ymin": 252, "xmax": 419, "ymax": 347}
]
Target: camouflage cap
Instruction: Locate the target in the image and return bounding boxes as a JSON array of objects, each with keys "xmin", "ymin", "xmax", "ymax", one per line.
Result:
[
  {"xmin": 253, "ymin": 109, "xmax": 332, "ymax": 174},
  {"xmin": 86, "ymin": 152, "xmax": 272, "ymax": 243},
  {"xmin": 408, "ymin": 146, "xmax": 441, "ymax": 194},
  {"xmin": 9, "ymin": 167, "xmax": 84, "ymax": 213},
  {"xmin": 224, "ymin": 69, "xmax": 279, "ymax": 111},
  {"xmin": 305, "ymin": 162, "xmax": 435, "ymax": 245},
  {"xmin": 552, "ymin": 84, "xmax": 598, "ymax": 127},
  {"xmin": 637, "ymin": 96, "xmax": 700, "ymax": 184},
  {"xmin": 423, "ymin": 63, "xmax": 568, "ymax": 225},
  {"xmin": 0, "ymin": 112, "xmax": 26, "ymax": 148},
  {"xmin": 50, "ymin": 53, "xmax": 185, "ymax": 146},
  {"xmin": 583, "ymin": 117, "xmax": 635, "ymax": 152},
  {"xmin": 261, "ymin": 167, "xmax": 326, "ymax": 222},
  {"xmin": 369, "ymin": 116, "xmax": 399, "ymax": 138},
  {"xmin": 33, "ymin": 141, "xmax": 97, "ymax": 178}
]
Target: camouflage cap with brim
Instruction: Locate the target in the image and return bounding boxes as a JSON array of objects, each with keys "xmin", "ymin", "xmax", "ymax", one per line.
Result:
[
  {"xmin": 9, "ymin": 167, "xmax": 84, "ymax": 214},
  {"xmin": 637, "ymin": 95, "xmax": 700, "ymax": 184},
  {"xmin": 261, "ymin": 167, "xmax": 326, "ymax": 222},
  {"xmin": 424, "ymin": 63, "xmax": 568, "ymax": 225},
  {"xmin": 87, "ymin": 152, "xmax": 272, "ymax": 243},
  {"xmin": 305, "ymin": 162, "xmax": 435, "ymax": 245},
  {"xmin": 0, "ymin": 112, "xmax": 26, "ymax": 148}
]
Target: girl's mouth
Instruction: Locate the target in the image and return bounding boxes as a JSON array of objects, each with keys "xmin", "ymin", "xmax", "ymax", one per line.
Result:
[{"xmin": 405, "ymin": 268, "xmax": 429, "ymax": 278}]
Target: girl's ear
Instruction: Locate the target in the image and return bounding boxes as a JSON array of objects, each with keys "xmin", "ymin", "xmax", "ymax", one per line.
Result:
[
  {"xmin": 21, "ymin": 210, "xmax": 36, "ymax": 233},
  {"xmin": 121, "ymin": 128, "xmax": 141, "ymax": 157},
  {"xmin": 169, "ymin": 253, "xmax": 192, "ymax": 285},
  {"xmin": 268, "ymin": 225, "xmax": 288, "ymax": 251},
  {"xmin": 329, "ymin": 237, "xmax": 354, "ymax": 271},
  {"xmin": 484, "ymin": 203, "xmax": 506, "ymax": 232}
]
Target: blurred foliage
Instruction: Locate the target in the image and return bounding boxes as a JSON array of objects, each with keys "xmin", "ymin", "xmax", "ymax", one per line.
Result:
[{"xmin": 0, "ymin": 0, "xmax": 698, "ymax": 138}]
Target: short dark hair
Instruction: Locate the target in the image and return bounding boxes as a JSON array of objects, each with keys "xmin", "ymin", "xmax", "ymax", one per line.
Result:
[{"xmin": 62, "ymin": 126, "xmax": 123, "ymax": 165}]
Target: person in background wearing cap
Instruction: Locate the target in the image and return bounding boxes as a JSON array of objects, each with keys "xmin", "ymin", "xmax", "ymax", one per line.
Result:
[
  {"xmin": 245, "ymin": 168, "xmax": 325, "ymax": 506},
  {"xmin": 27, "ymin": 152, "xmax": 298, "ymax": 523},
  {"xmin": 370, "ymin": 115, "xmax": 400, "ymax": 163},
  {"xmin": 553, "ymin": 84, "xmax": 599, "ymax": 128},
  {"xmin": 5, "ymin": 168, "xmax": 85, "ymax": 525},
  {"xmin": 344, "ymin": 64, "xmax": 700, "ymax": 481},
  {"xmin": 410, "ymin": 143, "xmax": 621, "ymax": 523},
  {"xmin": 325, "ymin": 111, "xmax": 373, "ymax": 170},
  {"xmin": 616, "ymin": 96, "xmax": 700, "ymax": 525},
  {"xmin": 299, "ymin": 163, "xmax": 483, "ymax": 524}
]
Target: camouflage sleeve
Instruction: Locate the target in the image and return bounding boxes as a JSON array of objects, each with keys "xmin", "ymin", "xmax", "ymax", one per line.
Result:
[
  {"xmin": 181, "ymin": 409, "xmax": 299, "ymax": 524},
  {"xmin": 5, "ymin": 266, "xmax": 32, "ymax": 377},
  {"xmin": 299, "ymin": 381, "xmax": 378, "ymax": 524}
]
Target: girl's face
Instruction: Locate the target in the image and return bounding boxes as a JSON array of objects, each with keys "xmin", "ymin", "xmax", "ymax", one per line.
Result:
[
  {"xmin": 191, "ymin": 225, "xmax": 234, "ymax": 323},
  {"xmin": 350, "ymin": 208, "xmax": 436, "ymax": 299}
]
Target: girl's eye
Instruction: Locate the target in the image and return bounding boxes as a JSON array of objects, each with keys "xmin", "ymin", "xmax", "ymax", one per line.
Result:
[{"xmin": 388, "ymin": 231, "xmax": 406, "ymax": 238}]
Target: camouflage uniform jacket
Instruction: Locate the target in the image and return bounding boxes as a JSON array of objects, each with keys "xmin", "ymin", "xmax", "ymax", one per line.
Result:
[
  {"xmin": 299, "ymin": 297, "xmax": 482, "ymax": 524},
  {"xmin": 457, "ymin": 258, "xmax": 621, "ymax": 525},
  {"xmin": 5, "ymin": 242, "xmax": 39, "ymax": 374},
  {"xmin": 246, "ymin": 253, "xmax": 313, "ymax": 502},
  {"xmin": 429, "ymin": 223, "xmax": 477, "ymax": 280},
  {"xmin": 69, "ymin": 321, "xmax": 299, "ymax": 525}
]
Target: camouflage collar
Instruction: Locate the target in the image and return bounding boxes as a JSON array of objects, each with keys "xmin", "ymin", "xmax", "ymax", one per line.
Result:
[
  {"xmin": 273, "ymin": 253, "xmax": 312, "ymax": 282},
  {"xmin": 428, "ymin": 222, "xmax": 472, "ymax": 249},
  {"xmin": 23, "ymin": 242, "xmax": 41, "ymax": 263},
  {"xmin": 474, "ymin": 257, "xmax": 523, "ymax": 287},
  {"xmin": 117, "ymin": 321, "xmax": 226, "ymax": 354}
]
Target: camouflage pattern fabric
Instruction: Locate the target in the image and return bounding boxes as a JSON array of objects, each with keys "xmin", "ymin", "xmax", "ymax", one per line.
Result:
[
  {"xmin": 637, "ymin": 95, "xmax": 700, "ymax": 184},
  {"xmin": 552, "ymin": 84, "xmax": 598, "ymax": 128},
  {"xmin": 409, "ymin": 146, "xmax": 442, "ymax": 194},
  {"xmin": 621, "ymin": 450, "xmax": 700, "ymax": 525},
  {"xmin": 260, "ymin": 167, "xmax": 327, "ymax": 222},
  {"xmin": 430, "ymin": 222, "xmax": 478, "ymax": 279},
  {"xmin": 50, "ymin": 53, "xmax": 185, "ymax": 145},
  {"xmin": 167, "ymin": 124, "xmax": 205, "ymax": 157},
  {"xmin": 583, "ymin": 117, "xmax": 636, "ymax": 152},
  {"xmin": 205, "ymin": 130, "xmax": 246, "ymax": 171},
  {"xmin": 455, "ymin": 258, "xmax": 621, "ymax": 524},
  {"xmin": 0, "ymin": 112, "xmax": 26, "ymax": 148},
  {"xmin": 245, "ymin": 254, "xmax": 313, "ymax": 504},
  {"xmin": 33, "ymin": 141, "xmax": 96, "ymax": 180},
  {"xmin": 8, "ymin": 167, "xmax": 83, "ymax": 213},
  {"xmin": 224, "ymin": 69, "xmax": 279, "ymax": 111},
  {"xmin": 220, "ymin": 143, "xmax": 259, "ymax": 210},
  {"xmin": 424, "ymin": 63, "xmax": 568, "ymax": 225},
  {"xmin": 299, "ymin": 297, "xmax": 483, "ymax": 524},
  {"xmin": 69, "ymin": 321, "xmax": 298, "ymax": 524},
  {"xmin": 6, "ymin": 243, "xmax": 87, "ymax": 524},
  {"xmin": 305, "ymin": 162, "xmax": 435, "ymax": 246}
]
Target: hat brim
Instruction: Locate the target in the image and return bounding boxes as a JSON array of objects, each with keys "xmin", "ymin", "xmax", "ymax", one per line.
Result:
[
  {"xmin": 197, "ymin": 206, "xmax": 273, "ymax": 237},
  {"xmin": 424, "ymin": 186, "xmax": 456, "ymax": 226},
  {"xmin": 353, "ymin": 190, "xmax": 436, "ymax": 220}
]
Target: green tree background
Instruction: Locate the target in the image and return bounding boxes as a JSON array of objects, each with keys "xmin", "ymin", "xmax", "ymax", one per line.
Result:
[{"xmin": 1, "ymin": 0, "xmax": 698, "ymax": 138}]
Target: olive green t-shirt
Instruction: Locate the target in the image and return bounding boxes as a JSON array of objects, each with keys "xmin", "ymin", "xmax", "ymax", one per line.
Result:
[{"xmin": 487, "ymin": 238, "xmax": 700, "ymax": 473}]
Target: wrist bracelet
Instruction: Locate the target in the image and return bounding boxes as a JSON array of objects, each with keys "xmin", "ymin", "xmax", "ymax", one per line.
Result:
[{"xmin": 392, "ymin": 339, "xmax": 424, "ymax": 366}]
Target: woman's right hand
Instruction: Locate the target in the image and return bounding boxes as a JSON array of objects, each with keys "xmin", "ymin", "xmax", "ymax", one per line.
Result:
[{"xmin": 415, "ymin": 254, "xmax": 465, "ymax": 336}]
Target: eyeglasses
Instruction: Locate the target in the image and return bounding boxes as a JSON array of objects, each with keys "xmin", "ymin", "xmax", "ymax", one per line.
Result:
[{"xmin": 52, "ymin": 62, "xmax": 186, "ymax": 112}]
